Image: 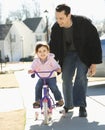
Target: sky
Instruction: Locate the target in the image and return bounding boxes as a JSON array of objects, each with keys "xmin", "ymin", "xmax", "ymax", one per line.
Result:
[{"xmin": 0, "ymin": 0, "xmax": 105, "ymax": 23}]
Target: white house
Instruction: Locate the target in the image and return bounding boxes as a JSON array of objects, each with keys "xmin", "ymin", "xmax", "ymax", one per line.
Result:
[
  {"xmin": 23, "ymin": 17, "xmax": 47, "ymax": 42},
  {"xmin": 0, "ymin": 17, "xmax": 47, "ymax": 62},
  {"xmin": 1, "ymin": 21, "xmax": 34, "ymax": 62}
]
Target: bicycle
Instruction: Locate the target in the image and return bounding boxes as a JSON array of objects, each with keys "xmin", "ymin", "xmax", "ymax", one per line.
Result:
[{"xmin": 31, "ymin": 70, "xmax": 59, "ymax": 124}]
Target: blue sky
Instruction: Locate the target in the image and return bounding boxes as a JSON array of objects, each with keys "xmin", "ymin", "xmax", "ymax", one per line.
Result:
[{"xmin": 0, "ymin": 0, "xmax": 105, "ymax": 23}]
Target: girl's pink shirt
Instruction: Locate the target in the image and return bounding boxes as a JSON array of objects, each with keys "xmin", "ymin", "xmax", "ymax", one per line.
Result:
[{"xmin": 31, "ymin": 53, "xmax": 61, "ymax": 77}]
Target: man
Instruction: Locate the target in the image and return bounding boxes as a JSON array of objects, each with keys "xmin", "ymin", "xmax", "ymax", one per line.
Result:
[{"xmin": 49, "ymin": 4, "xmax": 102, "ymax": 117}]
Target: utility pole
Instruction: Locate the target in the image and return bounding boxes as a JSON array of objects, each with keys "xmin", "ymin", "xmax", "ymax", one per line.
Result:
[
  {"xmin": 44, "ymin": 10, "xmax": 49, "ymax": 42},
  {"xmin": 0, "ymin": 50, "xmax": 2, "ymax": 72}
]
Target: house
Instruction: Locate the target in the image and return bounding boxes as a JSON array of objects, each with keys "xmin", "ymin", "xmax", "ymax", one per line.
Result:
[
  {"xmin": 0, "ymin": 21, "xmax": 35, "ymax": 62},
  {"xmin": 23, "ymin": 17, "xmax": 47, "ymax": 42},
  {"xmin": 0, "ymin": 17, "xmax": 47, "ymax": 62},
  {"xmin": 0, "ymin": 24, "xmax": 12, "ymax": 61}
]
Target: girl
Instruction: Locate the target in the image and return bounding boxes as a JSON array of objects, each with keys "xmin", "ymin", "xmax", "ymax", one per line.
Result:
[{"xmin": 28, "ymin": 42, "xmax": 64, "ymax": 108}]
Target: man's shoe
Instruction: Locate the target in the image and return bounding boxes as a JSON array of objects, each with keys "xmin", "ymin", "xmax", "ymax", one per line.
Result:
[
  {"xmin": 79, "ymin": 107, "xmax": 87, "ymax": 117},
  {"xmin": 64, "ymin": 106, "xmax": 74, "ymax": 112},
  {"xmin": 59, "ymin": 106, "xmax": 74, "ymax": 113}
]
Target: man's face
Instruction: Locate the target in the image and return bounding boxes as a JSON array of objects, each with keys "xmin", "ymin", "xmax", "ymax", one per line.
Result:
[{"xmin": 55, "ymin": 11, "xmax": 70, "ymax": 28}]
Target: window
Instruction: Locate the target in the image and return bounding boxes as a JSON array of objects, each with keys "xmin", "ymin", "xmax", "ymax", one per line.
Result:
[
  {"xmin": 10, "ymin": 33, "xmax": 16, "ymax": 42},
  {"xmin": 36, "ymin": 35, "xmax": 42, "ymax": 41}
]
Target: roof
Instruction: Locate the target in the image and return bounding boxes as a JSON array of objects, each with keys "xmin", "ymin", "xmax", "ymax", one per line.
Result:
[
  {"xmin": 0, "ymin": 24, "xmax": 12, "ymax": 40},
  {"xmin": 23, "ymin": 17, "xmax": 42, "ymax": 32}
]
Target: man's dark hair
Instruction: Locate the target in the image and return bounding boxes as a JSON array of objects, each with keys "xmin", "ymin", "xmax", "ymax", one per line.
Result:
[{"xmin": 56, "ymin": 4, "xmax": 71, "ymax": 16}]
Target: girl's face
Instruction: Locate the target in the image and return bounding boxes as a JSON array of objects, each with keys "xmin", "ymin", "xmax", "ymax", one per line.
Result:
[{"xmin": 37, "ymin": 46, "xmax": 49, "ymax": 61}]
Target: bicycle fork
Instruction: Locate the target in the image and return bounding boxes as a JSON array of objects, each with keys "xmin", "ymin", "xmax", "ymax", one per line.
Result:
[
  {"xmin": 41, "ymin": 85, "xmax": 52, "ymax": 124},
  {"xmin": 41, "ymin": 85, "xmax": 52, "ymax": 113}
]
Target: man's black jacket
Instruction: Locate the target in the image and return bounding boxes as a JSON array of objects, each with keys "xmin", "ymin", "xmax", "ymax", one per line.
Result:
[{"xmin": 49, "ymin": 15, "xmax": 102, "ymax": 68}]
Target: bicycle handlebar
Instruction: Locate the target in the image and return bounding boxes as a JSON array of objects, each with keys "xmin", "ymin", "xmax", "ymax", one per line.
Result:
[{"xmin": 31, "ymin": 70, "xmax": 57, "ymax": 79}]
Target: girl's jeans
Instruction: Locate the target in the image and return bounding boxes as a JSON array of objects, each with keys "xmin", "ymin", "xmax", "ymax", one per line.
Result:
[
  {"xmin": 62, "ymin": 51, "xmax": 88, "ymax": 108},
  {"xmin": 35, "ymin": 77, "xmax": 62, "ymax": 101}
]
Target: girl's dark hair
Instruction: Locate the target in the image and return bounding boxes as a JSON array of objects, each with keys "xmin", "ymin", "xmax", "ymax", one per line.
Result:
[
  {"xmin": 35, "ymin": 43, "xmax": 50, "ymax": 53},
  {"xmin": 56, "ymin": 4, "xmax": 71, "ymax": 16}
]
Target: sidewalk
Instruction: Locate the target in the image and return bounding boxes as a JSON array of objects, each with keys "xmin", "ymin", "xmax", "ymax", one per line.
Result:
[
  {"xmin": 0, "ymin": 62, "xmax": 105, "ymax": 130},
  {"xmin": 0, "ymin": 62, "xmax": 26, "ymax": 130},
  {"xmin": 0, "ymin": 62, "xmax": 26, "ymax": 112},
  {"xmin": 15, "ymin": 70, "xmax": 105, "ymax": 130}
]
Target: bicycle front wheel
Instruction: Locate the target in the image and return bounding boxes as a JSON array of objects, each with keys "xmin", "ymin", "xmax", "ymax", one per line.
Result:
[{"xmin": 43, "ymin": 101, "xmax": 52, "ymax": 124}]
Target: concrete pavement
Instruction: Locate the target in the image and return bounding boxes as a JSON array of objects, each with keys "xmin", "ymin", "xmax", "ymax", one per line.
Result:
[
  {"xmin": 0, "ymin": 62, "xmax": 28, "ymax": 112},
  {"xmin": 15, "ymin": 70, "xmax": 105, "ymax": 130},
  {"xmin": 0, "ymin": 88, "xmax": 24, "ymax": 112},
  {"xmin": 1, "ymin": 65, "xmax": 105, "ymax": 130}
]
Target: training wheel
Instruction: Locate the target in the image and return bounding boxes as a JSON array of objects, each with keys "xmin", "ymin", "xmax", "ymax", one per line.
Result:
[{"xmin": 35, "ymin": 111, "xmax": 39, "ymax": 120}]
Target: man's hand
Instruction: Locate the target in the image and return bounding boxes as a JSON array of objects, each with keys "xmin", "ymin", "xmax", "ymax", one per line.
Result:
[
  {"xmin": 57, "ymin": 68, "xmax": 61, "ymax": 73},
  {"xmin": 88, "ymin": 64, "xmax": 96, "ymax": 77}
]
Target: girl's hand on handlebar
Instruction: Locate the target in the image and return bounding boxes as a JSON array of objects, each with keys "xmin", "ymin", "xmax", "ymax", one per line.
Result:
[
  {"xmin": 28, "ymin": 69, "xmax": 34, "ymax": 74},
  {"xmin": 28, "ymin": 70, "xmax": 35, "ymax": 78}
]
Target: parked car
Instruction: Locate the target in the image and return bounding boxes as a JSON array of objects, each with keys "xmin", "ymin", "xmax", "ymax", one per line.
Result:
[
  {"xmin": 95, "ymin": 37, "xmax": 105, "ymax": 77},
  {"xmin": 20, "ymin": 56, "xmax": 34, "ymax": 62},
  {"xmin": 0, "ymin": 58, "xmax": 5, "ymax": 63}
]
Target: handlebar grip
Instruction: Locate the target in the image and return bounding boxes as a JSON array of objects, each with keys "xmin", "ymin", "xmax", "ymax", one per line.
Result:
[{"xmin": 31, "ymin": 73, "xmax": 35, "ymax": 78}]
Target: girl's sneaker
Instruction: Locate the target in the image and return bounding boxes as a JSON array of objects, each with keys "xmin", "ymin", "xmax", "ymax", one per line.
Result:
[
  {"xmin": 56, "ymin": 99, "xmax": 64, "ymax": 107},
  {"xmin": 33, "ymin": 101, "xmax": 40, "ymax": 108}
]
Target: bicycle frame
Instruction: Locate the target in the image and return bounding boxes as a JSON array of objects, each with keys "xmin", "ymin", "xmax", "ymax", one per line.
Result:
[{"xmin": 31, "ymin": 70, "xmax": 56, "ymax": 124}]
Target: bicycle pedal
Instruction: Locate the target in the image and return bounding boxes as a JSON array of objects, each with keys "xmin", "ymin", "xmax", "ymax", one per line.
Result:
[{"xmin": 49, "ymin": 117, "xmax": 52, "ymax": 121}]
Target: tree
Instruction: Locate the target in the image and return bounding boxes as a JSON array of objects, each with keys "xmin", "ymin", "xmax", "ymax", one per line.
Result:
[
  {"xmin": 5, "ymin": 18, "xmax": 12, "ymax": 24},
  {"xmin": 32, "ymin": 0, "xmax": 41, "ymax": 17},
  {"xmin": 7, "ymin": 6, "xmax": 31, "ymax": 22},
  {"xmin": 7, "ymin": 10, "xmax": 24, "ymax": 22},
  {"xmin": 6, "ymin": 0, "xmax": 41, "ymax": 23},
  {"xmin": 21, "ymin": 4, "xmax": 31, "ymax": 19},
  {"xmin": 0, "ymin": 3, "xmax": 2, "ymax": 24}
]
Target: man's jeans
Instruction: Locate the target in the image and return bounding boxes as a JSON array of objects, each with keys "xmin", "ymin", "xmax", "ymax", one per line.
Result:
[
  {"xmin": 62, "ymin": 52, "xmax": 88, "ymax": 108},
  {"xmin": 35, "ymin": 77, "xmax": 62, "ymax": 101}
]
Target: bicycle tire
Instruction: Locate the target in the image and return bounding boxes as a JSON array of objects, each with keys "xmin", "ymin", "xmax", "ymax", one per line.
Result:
[{"xmin": 43, "ymin": 101, "xmax": 49, "ymax": 124}]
